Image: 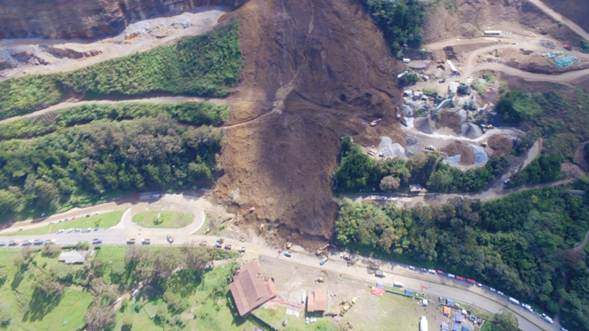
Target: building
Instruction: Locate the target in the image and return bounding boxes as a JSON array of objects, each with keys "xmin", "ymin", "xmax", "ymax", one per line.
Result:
[
  {"xmin": 58, "ymin": 250, "xmax": 87, "ymax": 264},
  {"xmin": 229, "ymin": 261, "xmax": 277, "ymax": 316},
  {"xmin": 484, "ymin": 30, "xmax": 502, "ymax": 37},
  {"xmin": 306, "ymin": 288, "xmax": 328, "ymax": 315}
]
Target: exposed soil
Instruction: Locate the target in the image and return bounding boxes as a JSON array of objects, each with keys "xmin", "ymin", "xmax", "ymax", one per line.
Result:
[
  {"xmin": 487, "ymin": 134, "xmax": 514, "ymax": 156},
  {"xmin": 214, "ymin": 0, "xmax": 402, "ymax": 239},
  {"xmin": 442, "ymin": 141, "xmax": 475, "ymax": 166},
  {"xmin": 423, "ymin": 0, "xmax": 582, "ymax": 44},
  {"xmin": 543, "ymin": 0, "xmax": 589, "ymax": 33}
]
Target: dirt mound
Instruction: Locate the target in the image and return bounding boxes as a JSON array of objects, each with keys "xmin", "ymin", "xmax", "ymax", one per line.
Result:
[
  {"xmin": 442, "ymin": 141, "xmax": 475, "ymax": 166},
  {"xmin": 215, "ymin": 0, "xmax": 401, "ymax": 239},
  {"xmin": 487, "ymin": 134, "xmax": 514, "ymax": 156}
]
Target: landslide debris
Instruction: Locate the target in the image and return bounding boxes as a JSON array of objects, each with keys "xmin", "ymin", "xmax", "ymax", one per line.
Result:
[{"xmin": 215, "ymin": 0, "xmax": 402, "ymax": 239}]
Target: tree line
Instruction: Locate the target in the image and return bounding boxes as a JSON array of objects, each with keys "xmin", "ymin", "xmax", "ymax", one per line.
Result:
[
  {"xmin": 335, "ymin": 185, "xmax": 589, "ymax": 331},
  {"xmin": 333, "ymin": 137, "xmax": 509, "ymax": 194},
  {"xmin": 0, "ymin": 116, "xmax": 222, "ymax": 223}
]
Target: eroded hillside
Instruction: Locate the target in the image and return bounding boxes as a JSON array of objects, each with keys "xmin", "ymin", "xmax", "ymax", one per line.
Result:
[
  {"xmin": 0, "ymin": 0, "xmax": 245, "ymax": 39},
  {"xmin": 216, "ymin": 0, "xmax": 402, "ymax": 239}
]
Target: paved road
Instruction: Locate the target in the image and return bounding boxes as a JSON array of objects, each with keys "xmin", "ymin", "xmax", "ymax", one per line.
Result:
[{"xmin": 0, "ymin": 200, "xmax": 558, "ymax": 331}]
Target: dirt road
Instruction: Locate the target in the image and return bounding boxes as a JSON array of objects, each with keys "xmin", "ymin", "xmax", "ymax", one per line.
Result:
[
  {"xmin": 0, "ymin": 97, "xmax": 227, "ymax": 125},
  {"xmin": 0, "ymin": 9, "xmax": 227, "ymax": 80},
  {"xmin": 526, "ymin": 0, "xmax": 589, "ymax": 41}
]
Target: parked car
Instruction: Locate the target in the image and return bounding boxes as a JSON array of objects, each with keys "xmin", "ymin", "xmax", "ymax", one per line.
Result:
[
  {"xmin": 428, "ymin": 269, "xmax": 436, "ymax": 274},
  {"xmin": 408, "ymin": 265, "xmax": 416, "ymax": 271},
  {"xmin": 0, "ymin": 242, "xmax": 5, "ymax": 247},
  {"xmin": 166, "ymin": 235, "xmax": 174, "ymax": 244},
  {"xmin": 319, "ymin": 257, "xmax": 328, "ymax": 266},
  {"xmin": 223, "ymin": 244, "xmax": 232, "ymax": 250},
  {"xmin": 141, "ymin": 238, "xmax": 151, "ymax": 245},
  {"xmin": 126, "ymin": 238, "xmax": 136, "ymax": 245},
  {"xmin": 283, "ymin": 251, "xmax": 292, "ymax": 258},
  {"xmin": 497, "ymin": 290, "xmax": 505, "ymax": 296},
  {"xmin": 456, "ymin": 275, "xmax": 465, "ymax": 281},
  {"xmin": 489, "ymin": 287, "xmax": 497, "ymax": 293},
  {"xmin": 92, "ymin": 238, "xmax": 102, "ymax": 245},
  {"xmin": 33, "ymin": 239, "xmax": 44, "ymax": 246},
  {"xmin": 21, "ymin": 240, "xmax": 32, "ymax": 246},
  {"xmin": 375, "ymin": 270, "xmax": 385, "ymax": 278},
  {"xmin": 238, "ymin": 246, "xmax": 246, "ymax": 253},
  {"xmin": 447, "ymin": 273, "xmax": 456, "ymax": 279},
  {"xmin": 8, "ymin": 240, "xmax": 17, "ymax": 246}
]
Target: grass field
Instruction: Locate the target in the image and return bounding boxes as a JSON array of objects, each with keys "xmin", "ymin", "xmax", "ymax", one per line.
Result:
[
  {"xmin": 5, "ymin": 210, "xmax": 124, "ymax": 236},
  {"xmin": 0, "ymin": 249, "xmax": 92, "ymax": 331},
  {"xmin": 113, "ymin": 262, "xmax": 259, "ymax": 331},
  {"xmin": 132, "ymin": 210, "xmax": 193, "ymax": 228},
  {"xmin": 0, "ymin": 22, "xmax": 240, "ymax": 120}
]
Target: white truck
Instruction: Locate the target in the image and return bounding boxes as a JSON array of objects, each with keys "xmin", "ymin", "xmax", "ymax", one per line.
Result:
[{"xmin": 419, "ymin": 316, "xmax": 428, "ymax": 331}]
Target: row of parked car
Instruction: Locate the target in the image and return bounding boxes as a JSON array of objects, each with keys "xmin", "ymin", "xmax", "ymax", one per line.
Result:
[
  {"xmin": 0, "ymin": 239, "xmax": 52, "ymax": 247},
  {"xmin": 411, "ymin": 265, "xmax": 558, "ymax": 327}
]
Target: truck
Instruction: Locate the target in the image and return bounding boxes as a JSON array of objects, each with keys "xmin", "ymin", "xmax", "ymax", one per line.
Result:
[
  {"xmin": 393, "ymin": 282, "xmax": 405, "ymax": 288},
  {"xmin": 419, "ymin": 316, "xmax": 428, "ymax": 331},
  {"xmin": 509, "ymin": 297, "xmax": 520, "ymax": 305}
]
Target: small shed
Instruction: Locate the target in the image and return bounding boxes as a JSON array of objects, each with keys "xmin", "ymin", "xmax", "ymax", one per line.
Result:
[{"xmin": 58, "ymin": 250, "xmax": 87, "ymax": 264}]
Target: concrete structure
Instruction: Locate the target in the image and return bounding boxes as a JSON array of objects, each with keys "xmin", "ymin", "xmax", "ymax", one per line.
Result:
[
  {"xmin": 230, "ymin": 260, "xmax": 277, "ymax": 316},
  {"xmin": 58, "ymin": 250, "xmax": 87, "ymax": 264}
]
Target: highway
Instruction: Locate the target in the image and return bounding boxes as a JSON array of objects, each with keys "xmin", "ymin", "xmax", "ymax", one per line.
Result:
[{"xmin": 0, "ymin": 194, "xmax": 558, "ymax": 331}]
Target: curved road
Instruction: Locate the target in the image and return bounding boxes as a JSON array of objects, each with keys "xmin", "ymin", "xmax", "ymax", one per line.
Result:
[{"xmin": 0, "ymin": 194, "xmax": 559, "ymax": 331}]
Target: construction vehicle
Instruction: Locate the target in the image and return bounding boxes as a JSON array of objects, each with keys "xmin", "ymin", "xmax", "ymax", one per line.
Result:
[{"xmin": 315, "ymin": 244, "xmax": 329, "ymax": 256}]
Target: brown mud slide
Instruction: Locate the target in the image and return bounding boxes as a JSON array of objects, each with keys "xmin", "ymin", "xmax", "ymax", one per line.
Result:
[{"xmin": 215, "ymin": 0, "xmax": 403, "ymax": 240}]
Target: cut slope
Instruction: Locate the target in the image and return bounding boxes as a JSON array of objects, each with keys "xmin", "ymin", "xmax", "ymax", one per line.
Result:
[{"xmin": 216, "ymin": 0, "xmax": 402, "ymax": 239}]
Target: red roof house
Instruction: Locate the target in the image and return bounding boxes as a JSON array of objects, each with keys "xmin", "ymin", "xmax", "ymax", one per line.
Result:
[{"xmin": 230, "ymin": 261, "xmax": 277, "ymax": 316}]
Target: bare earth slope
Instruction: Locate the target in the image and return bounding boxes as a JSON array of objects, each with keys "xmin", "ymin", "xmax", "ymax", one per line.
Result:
[
  {"xmin": 423, "ymin": 0, "xmax": 582, "ymax": 43},
  {"xmin": 544, "ymin": 0, "xmax": 589, "ymax": 32},
  {"xmin": 0, "ymin": 0, "xmax": 245, "ymax": 39},
  {"xmin": 216, "ymin": 0, "xmax": 402, "ymax": 239}
]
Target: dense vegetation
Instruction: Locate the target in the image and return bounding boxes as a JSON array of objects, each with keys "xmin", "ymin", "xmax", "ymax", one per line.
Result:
[
  {"xmin": 0, "ymin": 23, "xmax": 240, "ymax": 120},
  {"xmin": 496, "ymin": 90, "xmax": 589, "ymax": 160},
  {"xmin": 0, "ymin": 246, "xmax": 239, "ymax": 330},
  {"xmin": 333, "ymin": 137, "xmax": 509, "ymax": 194},
  {"xmin": 507, "ymin": 154, "xmax": 562, "ymax": 188},
  {"xmin": 0, "ymin": 102, "xmax": 228, "ymax": 141},
  {"xmin": 495, "ymin": 90, "xmax": 544, "ymax": 125},
  {"xmin": 0, "ymin": 116, "xmax": 222, "ymax": 223},
  {"xmin": 336, "ymin": 185, "xmax": 589, "ymax": 331},
  {"xmin": 362, "ymin": 0, "xmax": 426, "ymax": 56}
]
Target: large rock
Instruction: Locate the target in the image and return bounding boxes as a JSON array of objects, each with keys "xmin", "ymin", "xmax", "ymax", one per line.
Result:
[{"xmin": 0, "ymin": 0, "xmax": 245, "ymax": 39}]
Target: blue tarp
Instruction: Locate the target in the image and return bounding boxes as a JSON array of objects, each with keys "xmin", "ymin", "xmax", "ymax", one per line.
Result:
[
  {"xmin": 403, "ymin": 289, "xmax": 414, "ymax": 297},
  {"xmin": 470, "ymin": 144, "xmax": 488, "ymax": 165}
]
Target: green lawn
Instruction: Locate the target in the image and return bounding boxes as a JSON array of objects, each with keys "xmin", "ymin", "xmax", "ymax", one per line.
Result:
[
  {"xmin": 114, "ymin": 263, "xmax": 259, "ymax": 331},
  {"xmin": 132, "ymin": 210, "xmax": 193, "ymax": 228},
  {"xmin": 6, "ymin": 210, "xmax": 124, "ymax": 236},
  {"xmin": 0, "ymin": 249, "xmax": 92, "ymax": 331}
]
